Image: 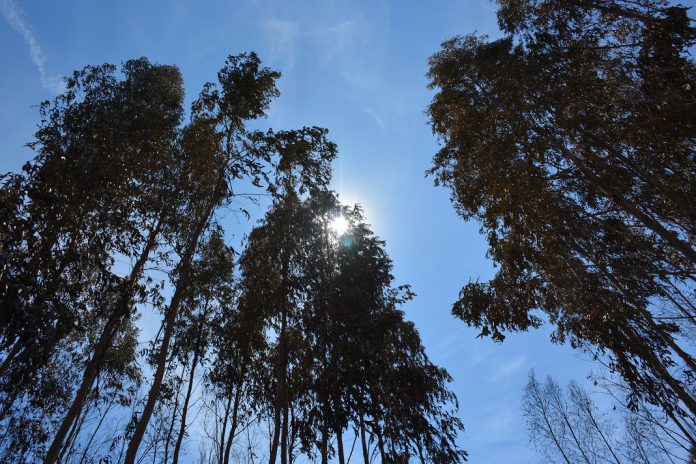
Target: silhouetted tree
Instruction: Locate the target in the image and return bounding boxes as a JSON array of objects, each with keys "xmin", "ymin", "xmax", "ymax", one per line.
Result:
[
  {"xmin": 236, "ymin": 187, "xmax": 467, "ymax": 464},
  {"xmin": 235, "ymin": 154, "xmax": 335, "ymax": 464}
]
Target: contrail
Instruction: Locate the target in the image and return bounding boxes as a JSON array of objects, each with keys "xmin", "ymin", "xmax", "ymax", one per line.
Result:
[{"xmin": 1, "ymin": 0, "xmax": 64, "ymax": 93}]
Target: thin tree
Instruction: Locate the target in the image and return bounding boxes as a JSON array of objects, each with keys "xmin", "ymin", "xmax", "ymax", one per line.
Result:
[{"xmin": 523, "ymin": 372, "xmax": 693, "ymax": 463}]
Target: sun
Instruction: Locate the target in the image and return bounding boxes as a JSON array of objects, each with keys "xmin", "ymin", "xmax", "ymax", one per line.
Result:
[{"xmin": 330, "ymin": 216, "xmax": 349, "ymax": 235}]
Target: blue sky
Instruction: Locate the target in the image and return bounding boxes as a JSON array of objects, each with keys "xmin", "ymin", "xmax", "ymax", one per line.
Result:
[{"xmin": 0, "ymin": 0, "xmax": 669, "ymax": 462}]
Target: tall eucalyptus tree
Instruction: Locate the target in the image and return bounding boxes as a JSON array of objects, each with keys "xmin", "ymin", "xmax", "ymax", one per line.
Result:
[
  {"xmin": 122, "ymin": 53, "xmax": 283, "ymax": 463},
  {"xmin": 237, "ymin": 189, "xmax": 467, "ymax": 464},
  {"xmin": 0, "ymin": 58, "xmax": 184, "ymax": 462},
  {"xmin": 427, "ymin": 0, "xmax": 696, "ymax": 423}
]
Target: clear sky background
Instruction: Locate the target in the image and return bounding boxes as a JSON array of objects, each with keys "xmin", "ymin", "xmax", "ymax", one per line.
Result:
[{"xmin": 5, "ymin": 1, "xmax": 691, "ymax": 462}]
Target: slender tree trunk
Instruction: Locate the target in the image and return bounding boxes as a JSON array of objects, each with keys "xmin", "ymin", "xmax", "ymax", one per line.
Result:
[
  {"xmin": 616, "ymin": 323, "xmax": 696, "ymax": 417},
  {"xmin": 321, "ymin": 420, "xmax": 329, "ymax": 464},
  {"xmin": 165, "ymin": 365, "xmax": 187, "ymax": 464},
  {"xmin": 172, "ymin": 299, "xmax": 209, "ymax": 464},
  {"xmin": 281, "ymin": 388, "xmax": 289, "ymax": 464},
  {"xmin": 269, "ymin": 311, "xmax": 287, "ymax": 464},
  {"xmin": 78, "ymin": 397, "xmax": 115, "ymax": 464},
  {"xmin": 44, "ymin": 218, "xmax": 163, "ymax": 464},
  {"xmin": 172, "ymin": 347, "xmax": 200, "ymax": 464},
  {"xmin": 359, "ymin": 412, "xmax": 370, "ymax": 464},
  {"xmin": 537, "ymin": 392, "xmax": 573, "ymax": 464},
  {"xmin": 575, "ymin": 124, "xmax": 696, "ymax": 225},
  {"xmin": 573, "ymin": 239, "xmax": 696, "ymax": 409},
  {"xmin": 664, "ymin": 407, "xmax": 696, "ymax": 447},
  {"xmin": 218, "ymin": 394, "xmax": 233, "ymax": 464},
  {"xmin": 59, "ymin": 398, "xmax": 87, "ymax": 463},
  {"xmin": 0, "ymin": 390, "xmax": 19, "ymax": 421},
  {"xmin": 289, "ymin": 406, "xmax": 297, "ymax": 464},
  {"xmin": 223, "ymin": 385, "xmax": 243, "ymax": 464},
  {"xmin": 645, "ymin": 316, "xmax": 696, "ymax": 373},
  {"xmin": 346, "ymin": 431, "xmax": 358, "ymax": 464},
  {"xmin": 552, "ymin": 399, "xmax": 592, "ymax": 464},
  {"xmin": 269, "ymin": 379, "xmax": 282, "ymax": 464},
  {"xmin": 270, "ymin": 256, "xmax": 289, "ymax": 464},
  {"xmin": 581, "ymin": 402, "xmax": 623, "ymax": 464},
  {"xmin": 376, "ymin": 428, "xmax": 386, "ymax": 463},
  {"xmin": 124, "ymin": 188, "xmax": 219, "ymax": 464},
  {"xmin": 645, "ymin": 341, "xmax": 696, "ymax": 417},
  {"xmin": 661, "ymin": 290, "xmax": 696, "ymax": 326},
  {"xmin": 665, "ymin": 280, "xmax": 696, "ymax": 315},
  {"xmin": 336, "ymin": 428, "xmax": 345, "ymax": 464}
]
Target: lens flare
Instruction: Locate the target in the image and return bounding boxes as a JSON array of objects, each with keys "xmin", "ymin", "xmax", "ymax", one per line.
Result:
[{"xmin": 330, "ymin": 216, "xmax": 349, "ymax": 235}]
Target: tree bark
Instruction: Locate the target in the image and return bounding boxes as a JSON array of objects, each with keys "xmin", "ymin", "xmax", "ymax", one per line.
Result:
[
  {"xmin": 336, "ymin": 428, "xmax": 345, "ymax": 464},
  {"xmin": 0, "ymin": 341, "xmax": 20, "ymax": 379},
  {"xmin": 172, "ymin": 299, "xmax": 210, "ymax": 464},
  {"xmin": 164, "ymin": 366, "xmax": 186, "ymax": 464},
  {"xmin": 321, "ymin": 420, "xmax": 329, "ymax": 464},
  {"xmin": 359, "ymin": 412, "xmax": 370, "ymax": 464},
  {"xmin": 270, "ymin": 255, "xmax": 289, "ymax": 464},
  {"xmin": 218, "ymin": 394, "xmax": 233, "ymax": 464},
  {"xmin": 572, "ymin": 237, "xmax": 696, "ymax": 394},
  {"xmin": 59, "ymin": 397, "xmax": 87, "ymax": 463},
  {"xmin": 644, "ymin": 341, "xmax": 696, "ymax": 418},
  {"xmin": 281, "ymin": 383, "xmax": 289, "ymax": 464},
  {"xmin": 223, "ymin": 385, "xmax": 243, "ymax": 464},
  {"xmin": 376, "ymin": 427, "xmax": 386, "ymax": 463},
  {"xmin": 172, "ymin": 346, "xmax": 200, "ymax": 464}
]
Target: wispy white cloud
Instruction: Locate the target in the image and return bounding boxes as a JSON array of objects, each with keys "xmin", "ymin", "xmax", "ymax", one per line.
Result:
[
  {"xmin": 312, "ymin": 19, "xmax": 367, "ymax": 65},
  {"xmin": 1, "ymin": 0, "xmax": 64, "ymax": 93},
  {"xmin": 262, "ymin": 18, "xmax": 300, "ymax": 67},
  {"xmin": 481, "ymin": 409, "xmax": 517, "ymax": 437},
  {"xmin": 428, "ymin": 326, "xmax": 467, "ymax": 359},
  {"xmin": 260, "ymin": 16, "xmax": 368, "ymax": 70},
  {"xmin": 488, "ymin": 355, "xmax": 528, "ymax": 382},
  {"xmin": 362, "ymin": 107, "xmax": 385, "ymax": 130}
]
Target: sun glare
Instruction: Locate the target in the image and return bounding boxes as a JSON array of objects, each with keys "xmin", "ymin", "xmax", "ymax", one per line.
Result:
[{"xmin": 330, "ymin": 216, "xmax": 349, "ymax": 235}]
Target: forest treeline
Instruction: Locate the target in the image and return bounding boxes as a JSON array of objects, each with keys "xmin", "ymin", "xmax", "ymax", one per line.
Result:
[
  {"xmin": 0, "ymin": 54, "xmax": 465, "ymax": 463},
  {"xmin": 1, "ymin": 0, "xmax": 695, "ymax": 463},
  {"xmin": 427, "ymin": 0, "xmax": 696, "ymax": 462}
]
